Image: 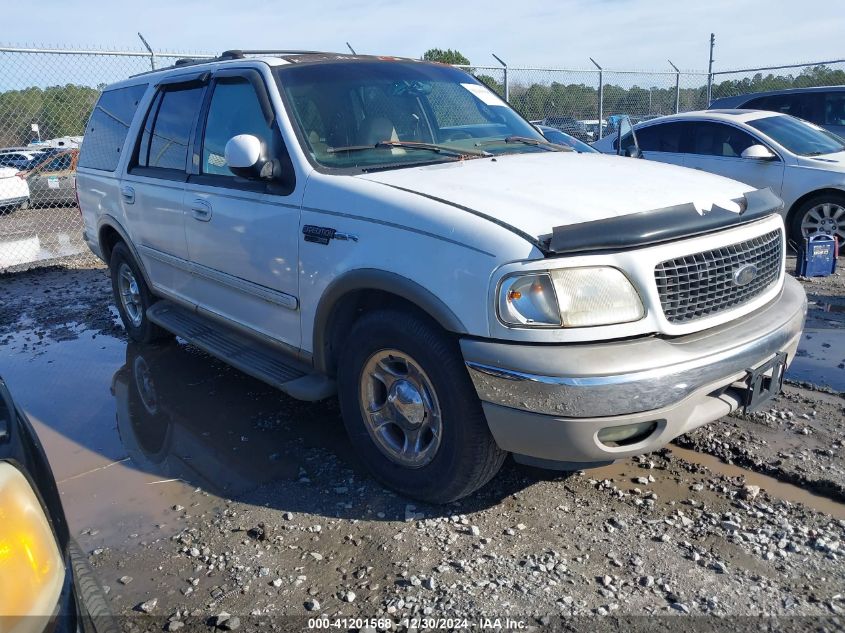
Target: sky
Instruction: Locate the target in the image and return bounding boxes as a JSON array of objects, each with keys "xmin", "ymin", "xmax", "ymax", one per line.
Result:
[{"xmin": 2, "ymin": 0, "xmax": 841, "ymax": 72}]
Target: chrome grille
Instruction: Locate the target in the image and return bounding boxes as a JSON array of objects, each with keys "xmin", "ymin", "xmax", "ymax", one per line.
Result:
[{"xmin": 655, "ymin": 229, "xmax": 783, "ymax": 324}]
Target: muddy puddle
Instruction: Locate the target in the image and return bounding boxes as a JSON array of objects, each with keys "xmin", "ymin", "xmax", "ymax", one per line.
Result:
[
  {"xmin": 0, "ymin": 315, "xmax": 843, "ymax": 551},
  {"xmin": 0, "ymin": 329, "xmax": 351, "ymax": 549},
  {"xmin": 588, "ymin": 446, "xmax": 845, "ymax": 520}
]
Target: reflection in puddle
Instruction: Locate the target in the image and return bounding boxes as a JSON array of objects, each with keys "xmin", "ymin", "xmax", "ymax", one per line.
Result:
[
  {"xmin": 818, "ymin": 303, "xmax": 845, "ymax": 314},
  {"xmin": 788, "ymin": 328, "xmax": 845, "ymax": 391},
  {"xmin": 0, "ymin": 331, "xmax": 348, "ymax": 547}
]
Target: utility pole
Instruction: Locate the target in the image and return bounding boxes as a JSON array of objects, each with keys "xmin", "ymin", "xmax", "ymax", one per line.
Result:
[
  {"xmin": 346, "ymin": 42, "xmax": 357, "ymax": 55},
  {"xmin": 706, "ymin": 33, "xmax": 715, "ymax": 105}
]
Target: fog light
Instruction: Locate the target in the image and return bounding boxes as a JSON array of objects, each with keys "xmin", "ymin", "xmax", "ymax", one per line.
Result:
[
  {"xmin": 597, "ymin": 421, "xmax": 658, "ymax": 447},
  {"xmin": 0, "ymin": 462, "xmax": 65, "ymax": 622}
]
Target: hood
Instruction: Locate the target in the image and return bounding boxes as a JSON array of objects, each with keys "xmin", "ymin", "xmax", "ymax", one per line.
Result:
[
  {"xmin": 796, "ymin": 150, "xmax": 845, "ymax": 172},
  {"xmin": 358, "ymin": 152, "xmax": 754, "ymax": 239},
  {"xmin": 0, "ymin": 167, "xmax": 19, "ymax": 178}
]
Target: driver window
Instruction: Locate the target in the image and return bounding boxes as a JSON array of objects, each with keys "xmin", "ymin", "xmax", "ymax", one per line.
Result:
[
  {"xmin": 201, "ymin": 79, "xmax": 271, "ymax": 176},
  {"xmin": 690, "ymin": 122, "xmax": 755, "ymax": 157}
]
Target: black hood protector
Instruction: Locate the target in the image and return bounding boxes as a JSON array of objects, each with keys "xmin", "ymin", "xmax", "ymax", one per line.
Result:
[{"xmin": 547, "ymin": 187, "xmax": 783, "ymax": 255}]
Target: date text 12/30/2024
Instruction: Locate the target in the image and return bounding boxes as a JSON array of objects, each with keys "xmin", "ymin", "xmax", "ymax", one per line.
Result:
[{"xmin": 307, "ymin": 617, "xmax": 528, "ymax": 629}]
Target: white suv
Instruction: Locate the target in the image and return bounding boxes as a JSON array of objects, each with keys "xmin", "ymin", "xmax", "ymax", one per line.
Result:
[{"xmin": 77, "ymin": 50, "xmax": 807, "ymax": 502}]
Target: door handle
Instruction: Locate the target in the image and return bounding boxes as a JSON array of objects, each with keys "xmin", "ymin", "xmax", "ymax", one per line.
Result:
[
  {"xmin": 190, "ymin": 198, "xmax": 212, "ymax": 221},
  {"xmin": 121, "ymin": 186, "xmax": 135, "ymax": 204}
]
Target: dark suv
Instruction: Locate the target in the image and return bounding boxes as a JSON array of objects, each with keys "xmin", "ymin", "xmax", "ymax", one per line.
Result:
[{"xmin": 709, "ymin": 86, "xmax": 845, "ymax": 138}]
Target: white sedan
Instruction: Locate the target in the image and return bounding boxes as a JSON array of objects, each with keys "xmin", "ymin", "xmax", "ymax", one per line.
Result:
[
  {"xmin": 0, "ymin": 167, "xmax": 30, "ymax": 213},
  {"xmin": 592, "ymin": 110, "xmax": 845, "ymax": 244}
]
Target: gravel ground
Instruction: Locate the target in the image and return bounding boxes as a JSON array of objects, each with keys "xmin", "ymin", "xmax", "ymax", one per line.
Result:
[{"xmin": 1, "ymin": 254, "xmax": 844, "ymax": 631}]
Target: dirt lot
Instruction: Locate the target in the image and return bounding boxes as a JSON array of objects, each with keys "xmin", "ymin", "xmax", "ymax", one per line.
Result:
[{"xmin": 1, "ymin": 255, "xmax": 844, "ymax": 631}]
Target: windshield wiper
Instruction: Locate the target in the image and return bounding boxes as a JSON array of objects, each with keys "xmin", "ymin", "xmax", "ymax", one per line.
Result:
[
  {"xmin": 327, "ymin": 140, "xmax": 489, "ymax": 158},
  {"xmin": 477, "ymin": 135, "xmax": 569, "ymax": 151}
]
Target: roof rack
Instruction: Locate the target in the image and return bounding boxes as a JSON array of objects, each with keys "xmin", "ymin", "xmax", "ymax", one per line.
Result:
[
  {"xmin": 219, "ymin": 49, "xmax": 337, "ymax": 59},
  {"xmin": 129, "ymin": 49, "xmax": 349, "ymax": 78}
]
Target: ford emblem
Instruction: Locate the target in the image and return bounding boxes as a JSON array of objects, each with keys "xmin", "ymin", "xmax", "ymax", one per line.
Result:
[{"xmin": 733, "ymin": 263, "xmax": 758, "ymax": 286}]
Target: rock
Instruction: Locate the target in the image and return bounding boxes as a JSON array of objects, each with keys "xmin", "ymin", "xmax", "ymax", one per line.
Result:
[
  {"xmin": 220, "ymin": 616, "xmax": 240, "ymax": 631},
  {"xmin": 137, "ymin": 598, "xmax": 157, "ymax": 613},
  {"xmin": 282, "ymin": 512, "xmax": 293, "ymax": 520},
  {"xmin": 247, "ymin": 524, "xmax": 268, "ymax": 540},
  {"xmin": 640, "ymin": 576, "xmax": 654, "ymax": 588},
  {"xmin": 118, "ymin": 575, "xmax": 133, "ymax": 585},
  {"xmin": 166, "ymin": 622, "xmax": 184, "ymax": 632},
  {"xmin": 172, "ymin": 505, "xmax": 184, "ymax": 512},
  {"xmin": 343, "ymin": 590, "xmax": 357, "ymax": 603},
  {"xmin": 600, "ymin": 575, "xmax": 613, "ymax": 587},
  {"xmin": 713, "ymin": 561, "xmax": 728, "ymax": 574},
  {"xmin": 741, "ymin": 485, "xmax": 761, "ymax": 500},
  {"xmin": 305, "ymin": 599, "xmax": 320, "ymax": 611},
  {"xmin": 309, "ymin": 552, "xmax": 324, "ymax": 561},
  {"xmin": 423, "ymin": 577, "xmax": 436, "ymax": 590},
  {"xmin": 271, "ymin": 578, "xmax": 283, "ymax": 588},
  {"xmin": 469, "ymin": 525, "xmax": 481, "ymax": 537},
  {"xmin": 516, "ymin": 523, "xmax": 527, "ymax": 531},
  {"xmin": 670, "ymin": 603, "xmax": 690, "ymax": 614},
  {"xmin": 634, "ymin": 476, "xmax": 650, "ymax": 485},
  {"xmin": 189, "ymin": 547, "xmax": 200, "ymax": 558},
  {"xmin": 212, "ymin": 612, "xmax": 230, "ymax": 627}
]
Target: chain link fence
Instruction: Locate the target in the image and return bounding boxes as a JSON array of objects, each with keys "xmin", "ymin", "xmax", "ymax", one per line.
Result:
[
  {"xmin": 709, "ymin": 59, "xmax": 845, "ymax": 101},
  {"xmin": 0, "ymin": 46, "xmax": 842, "ymax": 272},
  {"xmin": 0, "ymin": 46, "xmax": 212, "ymax": 271}
]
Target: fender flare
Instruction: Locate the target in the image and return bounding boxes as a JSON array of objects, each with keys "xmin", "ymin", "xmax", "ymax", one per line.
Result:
[
  {"xmin": 96, "ymin": 216, "xmax": 153, "ymax": 289},
  {"xmin": 312, "ymin": 268, "xmax": 468, "ymax": 374}
]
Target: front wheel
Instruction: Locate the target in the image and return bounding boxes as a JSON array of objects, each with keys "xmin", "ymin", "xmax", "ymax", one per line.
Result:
[
  {"xmin": 337, "ymin": 309, "xmax": 506, "ymax": 503},
  {"xmin": 790, "ymin": 193, "xmax": 845, "ymax": 247}
]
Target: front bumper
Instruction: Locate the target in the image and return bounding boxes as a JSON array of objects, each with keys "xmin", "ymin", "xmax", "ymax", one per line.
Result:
[{"xmin": 462, "ymin": 276, "xmax": 807, "ymax": 465}]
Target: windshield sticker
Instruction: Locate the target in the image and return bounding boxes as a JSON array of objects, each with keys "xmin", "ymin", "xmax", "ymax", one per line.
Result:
[{"xmin": 461, "ymin": 83, "xmax": 506, "ymax": 107}]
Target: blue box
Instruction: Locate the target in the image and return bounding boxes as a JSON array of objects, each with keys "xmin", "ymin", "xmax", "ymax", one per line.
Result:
[{"xmin": 796, "ymin": 234, "xmax": 838, "ymax": 277}]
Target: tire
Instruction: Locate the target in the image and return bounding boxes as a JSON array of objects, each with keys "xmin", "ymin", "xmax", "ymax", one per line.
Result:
[
  {"xmin": 68, "ymin": 539, "xmax": 119, "ymax": 633},
  {"xmin": 789, "ymin": 192, "xmax": 845, "ymax": 247},
  {"xmin": 109, "ymin": 242, "xmax": 172, "ymax": 343},
  {"xmin": 337, "ymin": 309, "xmax": 506, "ymax": 503}
]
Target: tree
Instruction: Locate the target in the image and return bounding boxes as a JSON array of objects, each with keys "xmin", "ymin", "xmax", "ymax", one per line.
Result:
[{"xmin": 422, "ymin": 48, "xmax": 470, "ymax": 66}]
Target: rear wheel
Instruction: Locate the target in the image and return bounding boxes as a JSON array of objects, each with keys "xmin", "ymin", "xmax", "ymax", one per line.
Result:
[
  {"xmin": 109, "ymin": 242, "xmax": 172, "ymax": 343},
  {"xmin": 790, "ymin": 193, "xmax": 845, "ymax": 247},
  {"xmin": 337, "ymin": 309, "xmax": 506, "ymax": 503}
]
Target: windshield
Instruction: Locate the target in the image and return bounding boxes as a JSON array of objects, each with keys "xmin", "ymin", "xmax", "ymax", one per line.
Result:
[
  {"xmin": 275, "ymin": 61, "xmax": 547, "ymax": 170},
  {"xmin": 747, "ymin": 114, "xmax": 845, "ymax": 156}
]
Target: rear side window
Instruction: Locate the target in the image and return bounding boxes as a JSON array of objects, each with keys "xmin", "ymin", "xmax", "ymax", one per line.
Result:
[
  {"xmin": 824, "ymin": 92, "xmax": 845, "ymax": 126},
  {"xmin": 636, "ymin": 122, "xmax": 689, "ymax": 153},
  {"xmin": 136, "ymin": 85, "xmax": 205, "ymax": 172},
  {"xmin": 78, "ymin": 84, "xmax": 147, "ymax": 171},
  {"xmin": 745, "ymin": 93, "xmax": 820, "ymax": 122}
]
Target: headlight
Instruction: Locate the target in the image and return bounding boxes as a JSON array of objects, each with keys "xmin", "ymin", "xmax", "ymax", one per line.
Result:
[
  {"xmin": 551, "ymin": 267, "xmax": 644, "ymax": 326},
  {"xmin": 498, "ymin": 267, "xmax": 644, "ymax": 328},
  {"xmin": 0, "ymin": 462, "xmax": 65, "ymax": 622},
  {"xmin": 498, "ymin": 273, "xmax": 561, "ymax": 326}
]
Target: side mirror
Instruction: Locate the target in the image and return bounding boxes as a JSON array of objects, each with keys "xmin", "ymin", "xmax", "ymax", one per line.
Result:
[
  {"xmin": 616, "ymin": 115, "xmax": 642, "ymax": 158},
  {"xmin": 224, "ymin": 134, "xmax": 277, "ymax": 180},
  {"xmin": 741, "ymin": 144, "xmax": 776, "ymax": 160}
]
